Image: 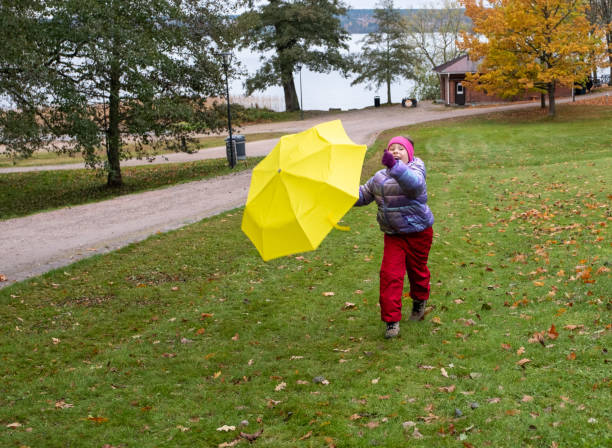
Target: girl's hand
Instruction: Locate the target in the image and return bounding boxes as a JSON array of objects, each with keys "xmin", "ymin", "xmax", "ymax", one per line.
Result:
[{"xmin": 382, "ymin": 150, "xmax": 396, "ymax": 169}]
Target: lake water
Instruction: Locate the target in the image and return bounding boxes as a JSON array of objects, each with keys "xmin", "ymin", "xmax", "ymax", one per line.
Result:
[{"xmin": 230, "ymin": 34, "xmax": 417, "ymax": 112}]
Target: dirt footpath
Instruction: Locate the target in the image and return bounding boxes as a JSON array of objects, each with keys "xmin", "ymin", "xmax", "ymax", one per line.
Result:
[{"xmin": 1, "ymin": 95, "xmax": 605, "ymax": 287}]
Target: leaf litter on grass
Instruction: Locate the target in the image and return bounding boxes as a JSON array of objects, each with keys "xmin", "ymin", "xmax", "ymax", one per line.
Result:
[{"xmin": 1, "ymin": 104, "xmax": 610, "ymax": 447}]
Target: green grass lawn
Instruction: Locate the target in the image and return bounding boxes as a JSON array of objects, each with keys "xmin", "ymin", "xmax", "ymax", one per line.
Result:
[
  {"xmin": 0, "ymin": 105, "xmax": 610, "ymax": 447},
  {"xmin": 0, "ymin": 132, "xmax": 283, "ymax": 168}
]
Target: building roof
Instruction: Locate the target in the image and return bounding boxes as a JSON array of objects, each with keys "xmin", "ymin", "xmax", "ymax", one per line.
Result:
[{"xmin": 433, "ymin": 55, "xmax": 479, "ymax": 75}]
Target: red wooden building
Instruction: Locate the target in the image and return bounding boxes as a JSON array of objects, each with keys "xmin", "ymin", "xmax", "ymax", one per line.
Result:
[{"xmin": 433, "ymin": 55, "xmax": 573, "ymax": 106}]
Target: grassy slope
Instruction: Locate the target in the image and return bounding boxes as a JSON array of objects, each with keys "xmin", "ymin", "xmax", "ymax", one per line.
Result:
[{"xmin": 0, "ymin": 105, "xmax": 610, "ymax": 447}]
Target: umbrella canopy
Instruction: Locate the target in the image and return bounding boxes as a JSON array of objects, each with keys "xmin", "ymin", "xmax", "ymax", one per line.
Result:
[{"xmin": 242, "ymin": 120, "xmax": 366, "ymax": 261}]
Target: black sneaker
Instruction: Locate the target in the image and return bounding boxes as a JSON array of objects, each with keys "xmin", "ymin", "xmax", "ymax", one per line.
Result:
[
  {"xmin": 410, "ymin": 300, "xmax": 426, "ymax": 321},
  {"xmin": 384, "ymin": 321, "xmax": 400, "ymax": 338}
]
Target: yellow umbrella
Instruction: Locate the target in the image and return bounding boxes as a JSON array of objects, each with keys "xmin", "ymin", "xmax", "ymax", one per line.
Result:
[{"xmin": 241, "ymin": 119, "xmax": 366, "ymax": 261}]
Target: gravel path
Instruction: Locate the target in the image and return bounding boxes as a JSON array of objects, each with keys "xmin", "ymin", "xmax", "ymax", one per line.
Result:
[{"xmin": 1, "ymin": 95, "xmax": 605, "ymax": 287}]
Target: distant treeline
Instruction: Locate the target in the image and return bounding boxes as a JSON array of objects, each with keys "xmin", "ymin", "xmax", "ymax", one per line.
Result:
[{"xmin": 340, "ymin": 9, "xmax": 470, "ymax": 34}]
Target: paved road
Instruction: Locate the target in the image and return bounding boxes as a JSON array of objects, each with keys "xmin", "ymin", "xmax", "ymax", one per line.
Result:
[{"xmin": 0, "ymin": 95, "xmax": 605, "ymax": 287}]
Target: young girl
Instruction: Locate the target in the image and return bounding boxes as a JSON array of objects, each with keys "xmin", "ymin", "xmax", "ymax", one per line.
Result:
[{"xmin": 355, "ymin": 136, "xmax": 434, "ymax": 338}]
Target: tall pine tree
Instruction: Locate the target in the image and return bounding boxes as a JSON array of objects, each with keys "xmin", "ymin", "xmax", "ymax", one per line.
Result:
[{"xmin": 351, "ymin": 0, "xmax": 417, "ymax": 104}]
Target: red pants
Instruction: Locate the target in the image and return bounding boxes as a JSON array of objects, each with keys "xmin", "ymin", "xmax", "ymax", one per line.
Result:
[{"xmin": 379, "ymin": 227, "xmax": 433, "ymax": 322}]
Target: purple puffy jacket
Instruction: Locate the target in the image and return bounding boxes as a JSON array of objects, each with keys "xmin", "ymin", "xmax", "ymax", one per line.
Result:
[{"xmin": 355, "ymin": 157, "xmax": 434, "ymax": 234}]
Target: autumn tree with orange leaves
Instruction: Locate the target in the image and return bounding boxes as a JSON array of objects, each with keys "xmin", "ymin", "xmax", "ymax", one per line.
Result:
[{"xmin": 458, "ymin": 0, "xmax": 605, "ymax": 116}]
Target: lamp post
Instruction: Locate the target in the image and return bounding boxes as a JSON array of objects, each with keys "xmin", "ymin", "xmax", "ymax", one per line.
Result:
[
  {"xmin": 221, "ymin": 52, "xmax": 235, "ymax": 168},
  {"xmin": 296, "ymin": 64, "xmax": 304, "ymax": 120}
]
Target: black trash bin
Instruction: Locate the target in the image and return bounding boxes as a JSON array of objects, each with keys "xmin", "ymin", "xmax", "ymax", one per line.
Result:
[
  {"xmin": 225, "ymin": 135, "xmax": 246, "ymax": 161},
  {"xmin": 374, "ymin": 96, "xmax": 381, "ymax": 107}
]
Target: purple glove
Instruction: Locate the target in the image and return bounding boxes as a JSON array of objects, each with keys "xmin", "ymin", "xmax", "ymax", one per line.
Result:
[{"xmin": 382, "ymin": 150, "xmax": 396, "ymax": 169}]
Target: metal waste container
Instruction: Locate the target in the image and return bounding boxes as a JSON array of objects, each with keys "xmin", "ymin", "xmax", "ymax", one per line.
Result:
[
  {"xmin": 374, "ymin": 96, "xmax": 381, "ymax": 107},
  {"xmin": 225, "ymin": 135, "xmax": 246, "ymax": 161}
]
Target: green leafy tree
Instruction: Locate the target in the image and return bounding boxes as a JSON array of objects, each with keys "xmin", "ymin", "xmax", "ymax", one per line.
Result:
[
  {"xmin": 240, "ymin": 0, "xmax": 351, "ymax": 112},
  {"xmin": 0, "ymin": 0, "xmax": 235, "ymax": 186},
  {"xmin": 351, "ymin": 0, "xmax": 417, "ymax": 104}
]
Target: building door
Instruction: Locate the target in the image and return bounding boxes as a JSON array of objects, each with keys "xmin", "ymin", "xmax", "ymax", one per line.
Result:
[{"xmin": 455, "ymin": 82, "xmax": 465, "ymax": 105}]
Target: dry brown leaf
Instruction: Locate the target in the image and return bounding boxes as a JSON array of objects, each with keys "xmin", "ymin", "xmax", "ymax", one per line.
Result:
[
  {"xmin": 517, "ymin": 346, "xmax": 525, "ymax": 355},
  {"xmin": 548, "ymin": 324, "xmax": 559, "ymax": 340},
  {"xmin": 487, "ymin": 397, "xmax": 501, "ymax": 403},
  {"xmin": 438, "ymin": 385, "xmax": 456, "ymax": 393},
  {"xmin": 349, "ymin": 413, "xmax": 362, "ymax": 420},
  {"xmin": 274, "ymin": 382, "xmax": 286, "ymax": 392},
  {"xmin": 322, "ymin": 292, "xmax": 335, "ymax": 297},
  {"xmin": 567, "ymin": 352, "xmax": 576, "ymax": 360},
  {"xmin": 522, "ymin": 395, "xmax": 534, "ymax": 402},
  {"xmin": 216, "ymin": 425, "xmax": 236, "ymax": 432},
  {"xmin": 299, "ymin": 430, "xmax": 313, "ymax": 440},
  {"xmin": 240, "ymin": 428, "xmax": 263, "ymax": 442},
  {"xmin": 6, "ymin": 422, "xmax": 22, "ymax": 428},
  {"xmin": 364, "ymin": 421, "xmax": 379, "ymax": 429},
  {"xmin": 87, "ymin": 416, "xmax": 109, "ymax": 423},
  {"xmin": 517, "ymin": 358, "xmax": 531, "ymax": 367},
  {"xmin": 441, "ymin": 367, "xmax": 449, "ymax": 378}
]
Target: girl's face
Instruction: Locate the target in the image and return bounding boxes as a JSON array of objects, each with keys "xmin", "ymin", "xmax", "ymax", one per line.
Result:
[{"xmin": 388, "ymin": 143, "xmax": 410, "ymax": 164}]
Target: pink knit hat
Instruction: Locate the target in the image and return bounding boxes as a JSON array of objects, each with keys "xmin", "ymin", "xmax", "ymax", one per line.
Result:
[{"xmin": 387, "ymin": 136, "xmax": 414, "ymax": 162}]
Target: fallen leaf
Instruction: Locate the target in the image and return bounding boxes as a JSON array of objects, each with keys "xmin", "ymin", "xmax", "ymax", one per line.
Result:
[
  {"xmin": 231, "ymin": 333, "xmax": 239, "ymax": 341},
  {"xmin": 517, "ymin": 358, "xmax": 531, "ymax": 367},
  {"xmin": 487, "ymin": 397, "xmax": 501, "ymax": 403},
  {"xmin": 517, "ymin": 346, "xmax": 525, "ymax": 355},
  {"xmin": 522, "ymin": 395, "xmax": 534, "ymax": 402},
  {"xmin": 52, "ymin": 337, "xmax": 60, "ymax": 345},
  {"xmin": 418, "ymin": 365, "xmax": 435, "ymax": 370},
  {"xmin": 564, "ymin": 324, "xmax": 584, "ymax": 331},
  {"xmin": 441, "ymin": 367, "xmax": 449, "ymax": 378},
  {"xmin": 567, "ymin": 352, "xmax": 576, "ymax": 360},
  {"xmin": 196, "ymin": 328, "xmax": 205, "ymax": 335},
  {"xmin": 55, "ymin": 400, "xmax": 74, "ymax": 409},
  {"xmin": 412, "ymin": 427, "xmax": 424, "ymax": 439},
  {"xmin": 87, "ymin": 416, "xmax": 108, "ymax": 423},
  {"xmin": 201, "ymin": 313, "xmax": 214, "ymax": 319},
  {"xmin": 6, "ymin": 422, "xmax": 22, "ymax": 428},
  {"xmin": 501, "ymin": 343, "xmax": 512, "ymax": 350},
  {"xmin": 349, "ymin": 414, "xmax": 362, "ymax": 420},
  {"xmin": 364, "ymin": 420, "xmax": 379, "ymax": 429},
  {"xmin": 371, "ymin": 377, "xmax": 380, "ymax": 384},
  {"xmin": 505, "ymin": 409, "xmax": 521, "ymax": 416},
  {"xmin": 548, "ymin": 324, "xmax": 559, "ymax": 340},
  {"xmin": 216, "ymin": 425, "xmax": 236, "ymax": 432},
  {"xmin": 275, "ymin": 382, "xmax": 286, "ymax": 392},
  {"xmin": 218, "ymin": 438, "xmax": 241, "ymax": 447},
  {"xmin": 299, "ymin": 431, "xmax": 313, "ymax": 440},
  {"xmin": 176, "ymin": 425, "xmax": 190, "ymax": 432},
  {"xmin": 343, "ymin": 302, "xmax": 356, "ymax": 310},
  {"xmin": 240, "ymin": 428, "xmax": 263, "ymax": 442},
  {"xmin": 322, "ymin": 292, "xmax": 335, "ymax": 297},
  {"xmin": 438, "ymin": 385, "xmax": 456, "ymax": 393}
]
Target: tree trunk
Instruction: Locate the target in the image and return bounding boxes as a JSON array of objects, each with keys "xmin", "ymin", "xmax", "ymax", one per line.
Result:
[
  {"xmin": 386, "ymin": 75, "xmax": 392, "ymax": 104},
  {"xmin": 547, "ymin": 82, "xmax": 556, "ymax": 117},
  {"xmin": 540, "ymin": 93, "xmax": 546, "ymax": 109},
  {"xmin": 607, "ymin": 30, "xmax": 612, "ymax": 81},
  {"xmin": 107, "ymin": 60, "xmax": 122, "ymax": 187},
  {"xmin": 282, "ymin": 74, "xmax": 300, "ymax": 112}
]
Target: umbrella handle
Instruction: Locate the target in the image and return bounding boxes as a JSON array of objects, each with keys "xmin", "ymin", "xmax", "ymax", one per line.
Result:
[{"xmin": 328, "ymin": 214, "xmax": 350, "ymax": 232}]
